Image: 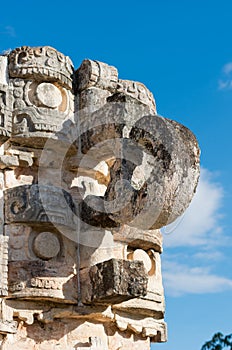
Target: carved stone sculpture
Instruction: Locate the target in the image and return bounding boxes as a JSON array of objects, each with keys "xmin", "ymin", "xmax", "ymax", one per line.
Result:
[{"xmin": 0, "ymin": 46, "xmax": 200, "ymax": 350}]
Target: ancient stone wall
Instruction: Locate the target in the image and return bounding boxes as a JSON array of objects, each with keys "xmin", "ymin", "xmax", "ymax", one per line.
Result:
[{"xmin": 0, "ymin": 46, "xmax": 200, "ymax": 349}]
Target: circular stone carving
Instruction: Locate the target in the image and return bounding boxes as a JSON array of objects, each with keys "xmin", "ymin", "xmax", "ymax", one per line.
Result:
[
  {"xmin": 36, "ymin": 83, "xmax": 62, "ymax": 108},
  {"xmin": 132, "ymin": 249, "xmax": 152, "ymax": 273},
  {"xmin": 33, "ymin": 232, "xmax": 60, "ymax": 260},
  {"xmin": 10, "ymin": 199, "xmax": 26, "ymax": 215}
]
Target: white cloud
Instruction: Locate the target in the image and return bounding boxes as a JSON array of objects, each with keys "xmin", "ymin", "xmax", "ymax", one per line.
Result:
[
  {"xmin": 160, "ymin": 167, "xmax": 232, "ymax": 296},
  {"xmin": 162, "ymin": 168, "xmax": 223, "ymax": 247},
  {"xmin": 218, "ymin": 62, "xmax": 232, "ymax": 90},
  {"xmin": 163, "ymin": 260, "xmax": 232, "ymax": 296},
  {"xmin": 223, "ymin": 62, "xmax": 232, "ymax": 74},
  {"xmin": 218, "ymin": 79, "xmax": 232, "ymax": 90}
]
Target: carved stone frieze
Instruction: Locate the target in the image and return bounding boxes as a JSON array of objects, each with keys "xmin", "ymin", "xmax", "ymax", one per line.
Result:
[
  {"xmin": 0, "ymin": 45, "xmax": 200, "ymax": 349},
  {"xmin": 0, "ymin": 236, "xmax": 8, "ymax": 297},
  {"xmin": 10, "ymin": 78, "xmax": 74, "ymax": 146},
  {"xmin": 117, "ymin": 79, "xmax": 156, "ymax": 113},
  {"xmin": 8, "ymin": 46, "xmax": 74, "ymax": 90},
  {"xmin": 4, "ymin": 184, "xmax": 76, "ymax": 230},
  {"xmin": 8, "ymin": 260, "xmax": 78, "ymax": 302}
]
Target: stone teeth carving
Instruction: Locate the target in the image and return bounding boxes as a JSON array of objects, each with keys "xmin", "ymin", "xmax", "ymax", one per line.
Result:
[
  {"xmin": 8, "ymin": 46, "xmax": 74, "ymax": 90},
  {"xmin": 4, "ymin": 184, "xmax": 76, "ymax": 230}
]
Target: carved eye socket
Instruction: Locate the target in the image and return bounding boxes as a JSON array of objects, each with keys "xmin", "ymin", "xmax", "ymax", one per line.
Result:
[
  {"xmin": 36, "ymin": 83, "xmax": 62, "ymax": 108},
  {"xmin": 18, "ymin": 52, "xmax": 28, "ymax": 64},
  {"xmin": 46, "ymin": 49, "xmax": 56, "ymax": 58},
  {"xmin": 10, "ymin": 199, "xmax": 26, "ymax": 215}
]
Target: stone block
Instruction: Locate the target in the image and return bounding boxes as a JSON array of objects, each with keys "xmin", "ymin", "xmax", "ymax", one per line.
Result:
[{"xmin": 85, "ymin": 259, "xmax": 148, "ymax": 304}]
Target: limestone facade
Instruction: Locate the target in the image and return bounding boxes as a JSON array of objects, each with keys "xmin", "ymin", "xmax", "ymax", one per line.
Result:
[{"xmin": 0, "ymin": 46, "xmax": 200, "ymax": 349}]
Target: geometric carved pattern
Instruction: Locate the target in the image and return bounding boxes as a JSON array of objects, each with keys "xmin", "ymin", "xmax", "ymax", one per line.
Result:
[
  {"xmin": 8, "ymin": 46, "xmax": 74, "ymax": 90},
  {"xmin": 0, "ymin": 236, "xmax": 9, "ymax": 296}
]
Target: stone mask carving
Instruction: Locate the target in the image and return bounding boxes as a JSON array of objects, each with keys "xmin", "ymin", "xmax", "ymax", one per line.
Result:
[{"xmin": 0, "ymin": 46, "xmax": 200, "ymax": 350}]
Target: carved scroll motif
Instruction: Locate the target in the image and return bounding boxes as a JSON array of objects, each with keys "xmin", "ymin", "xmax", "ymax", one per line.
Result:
[{"xmin": 4, "ymin": 184, "xmax": 76, "ymax": 230}]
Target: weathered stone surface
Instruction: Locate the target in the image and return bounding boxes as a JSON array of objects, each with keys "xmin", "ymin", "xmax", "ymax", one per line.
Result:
[
  {"xmin": 0, "ymin": 171, "xmax": 4, "ymax": 236},
  {"xmin": 117, "ymin": 79, "xmax": 156, "ymax": 113},
  {"xmin": 76, "ymin": 60, "xmax": 156, "ymax": 113},
  {"xmin": 0, "ymin": 83, "xmax": 12, "ymax": 142},
  {"xmin": 0, "ymin": 56, "xmax": 8, "ymax": 85},
  {"xmin": 8, "ymin": 46, "xmax": 74, "ymax": 89},
  {"xmin": 33, "ymin": 231, "xmax": 61, "ymax": 260},
  {"xmin": 83, "ymin": 259, "xmax": 148, "ymax": 304},
  {"xmin": 78, "ymin": 97, "xmax": 199, "ymax": 229},
  {"xmin": 0, "ymin": 46, "xmax": 75, "ymax": 147},
  {"xmin": 0, "ymin": 236, "xmax": 8, "ymax": 296},
  {"xmin": 113, "ymin": 225, "xmax": 163, "ymax": 252},
  {"xmin": 10, "ymin": 77, "xmax": 75, "ymax": 147},
  {"xmin": 0, "ymin": 45, "xmax": 200, "ymax": 349},
  {"xmin": 4, "ymin": 184, "xmax": 76, "ymax": 230},
  {"xmin": 5, "ymin": 223, "xmax": 78, "ymax": 303},
  {"xmin": 76, "ymin": 59, "xmax": 118, "ymax": 93},
  {"xmin": 8, "ymin": 259, "xmax": 78, "ymax": 302},
  {"xmin": 113, "ymin": 312, "xmax": 167, "ymax": 341}
]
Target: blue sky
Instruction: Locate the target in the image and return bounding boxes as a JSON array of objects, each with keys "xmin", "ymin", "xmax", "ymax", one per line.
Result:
[{"xmin": 1, "ymin": 0, "xmax": 232, "ymax": 349}]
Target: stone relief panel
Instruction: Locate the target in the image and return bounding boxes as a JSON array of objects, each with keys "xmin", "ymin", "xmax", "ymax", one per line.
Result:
[
  {"xmin": 6, "ymin": 224, "xmax": 78, "ymax": 303},
  {"xmin": 8, "ymin": 46, "xmax": 74, "ymax": 146},
  {"xmin": 8, "ymin": 46, "xmax": 73, "ymax": 89},
  {"xmin": 0, "ymin": 45, "xmax": 200, "ymax": 349},
  {"xmin": 4, "ymin": 184, "xmax": 76, "ymax": 231}
]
